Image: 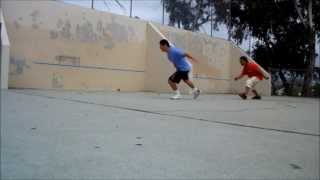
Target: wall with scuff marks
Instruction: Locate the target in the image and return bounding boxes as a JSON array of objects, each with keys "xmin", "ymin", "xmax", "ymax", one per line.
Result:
[
  {"xmin": 2, "ymin": 1, "xmax": 147, "ymax": 91},
  {"xmin": 2, "ymin": 0, "xmax": 270, "ymax": 95},
  {"xmin": 144, "ymin": 23, "xmax": 178, "ymax": 93},
  {"xmin": 154, "ymin": 23, "xmax": 232, "ymax": 94},
  {"xmin": 230, "ymin": 44, "xmax": 271, "ymax": 96},
  {"xmin": 148, "ymin": 23, "xmax": 270, "ymax": 95}
]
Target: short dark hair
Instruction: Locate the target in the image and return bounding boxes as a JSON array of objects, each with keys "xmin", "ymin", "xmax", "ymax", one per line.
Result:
[
  {"xmin": 160, "ymin": 39, "xmax": 170, "ymax": 47},
  {"xmin": 240, "ymin": 56, "xmax": 248, "ymax": 62}
]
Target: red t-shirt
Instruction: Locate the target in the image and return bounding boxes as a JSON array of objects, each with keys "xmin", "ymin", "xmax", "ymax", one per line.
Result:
[{"xmin": 241, "ymin": 62, "xmax": 264, "ymax": 80}]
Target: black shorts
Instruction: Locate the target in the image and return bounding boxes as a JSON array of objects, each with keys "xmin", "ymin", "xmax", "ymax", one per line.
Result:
[{"xmin": 169, "ymin": 71, "xmax": 189, "ymax": 84}]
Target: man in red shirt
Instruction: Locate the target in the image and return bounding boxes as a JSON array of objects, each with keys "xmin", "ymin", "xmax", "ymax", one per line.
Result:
[{"xmin": 234, "ymin": 56, "xmax": 269, "ymax": 100}]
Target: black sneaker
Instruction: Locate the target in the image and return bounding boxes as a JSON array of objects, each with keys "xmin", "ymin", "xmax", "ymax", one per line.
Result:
[
  {"xmin": 252, "ymin": 95, "xmax": 261, "ymax": 100},
  {"xmin": 238, "ymin": 93, "xmax": 247, "ymax": 100}
]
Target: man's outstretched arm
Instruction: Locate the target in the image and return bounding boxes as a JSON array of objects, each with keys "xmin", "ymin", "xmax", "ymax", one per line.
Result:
[{"xmin": 184, "ymin": 53, "xmax": 199, "ymax": 63}]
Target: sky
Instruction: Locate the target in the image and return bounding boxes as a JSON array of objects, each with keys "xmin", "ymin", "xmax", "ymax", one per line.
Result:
[
  {"xmin": 63, "ymin": 0, "xmax": 229, "ymax": 39},
  {"xmin": 63, "ymin": 0, "xmax": 319, "ymax": 67}
]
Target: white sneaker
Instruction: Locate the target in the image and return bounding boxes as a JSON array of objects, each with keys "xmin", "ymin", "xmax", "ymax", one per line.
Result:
[
  {"xmin": 170, "ymin": 94, "xmax": 182, "ymax": 100},
  {"xmin": 193, "ymin": 89, "xmax": 200, "ymax": 99}
]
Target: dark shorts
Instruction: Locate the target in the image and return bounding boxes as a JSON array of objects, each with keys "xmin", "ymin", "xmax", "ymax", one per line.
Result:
[{"xmin": 169, "ymin": 71, "xmax": 189, "ymax": 84}]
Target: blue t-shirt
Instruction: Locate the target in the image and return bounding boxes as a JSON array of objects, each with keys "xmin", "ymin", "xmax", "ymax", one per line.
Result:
[{"xmin": 167, "ymin": 47, "xmax": 191, "ymax": 71}]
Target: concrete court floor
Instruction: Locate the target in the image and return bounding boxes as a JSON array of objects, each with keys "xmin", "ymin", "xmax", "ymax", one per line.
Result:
[{"xmin": 1, "ymin": 89, "xmax": 319, "ymax": 179}]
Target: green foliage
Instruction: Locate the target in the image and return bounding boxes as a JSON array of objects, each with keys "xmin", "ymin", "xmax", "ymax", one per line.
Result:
[
  {"xmin": 162, "ymin": 0, "xmax": 211, "ymax": 31},
  {"xmin": 163, "ymin": 0, "xmax": 319, "ymax": 96}
]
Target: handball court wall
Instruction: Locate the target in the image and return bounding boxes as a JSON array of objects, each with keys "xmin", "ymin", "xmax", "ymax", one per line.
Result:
[{"xmin": 1, "ymin": 0, "xmax": 270, "ymax": 95}]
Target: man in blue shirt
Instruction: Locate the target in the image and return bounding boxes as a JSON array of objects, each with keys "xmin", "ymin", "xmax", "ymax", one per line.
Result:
[{"xmin": 159, "ymin": 39, "xmax": 200, "ymax": 100}]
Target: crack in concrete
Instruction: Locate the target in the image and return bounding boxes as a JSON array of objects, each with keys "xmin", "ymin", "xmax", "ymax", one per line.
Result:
[{"xmin": 10, "ymin": 91, "xmax": 320, "ymax": 137}]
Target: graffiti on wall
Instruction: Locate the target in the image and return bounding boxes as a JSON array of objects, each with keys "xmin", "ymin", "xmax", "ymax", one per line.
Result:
[
  {"xmin": 48, "ymin": 14, "xmax": 138, "ymax": 50},
  {"xmin": 10, "ymin": 58, "xmax": 30, "ymax": 75},
  {"xmin": 52, "ymin": 72, "xmax": 64, "ymax": 89},
  {"xmin": 55, "ymin": 55, "xmax": 80, "ymax": 66}
]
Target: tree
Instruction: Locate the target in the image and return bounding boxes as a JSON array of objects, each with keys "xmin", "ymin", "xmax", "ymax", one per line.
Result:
[
  {"xmin": 162, "ymin": 0, "xmax": 211, "ymax": 31},
  {"xmin": 212, "ymin": 0, "xmax": 319, "ymax": 96},
  {"xmin": 162, "ymin": 0, "xmax": 319, "ymax": 96},
  {"xmin": 295, "ymin": 0, "xmax": 317, "ymax": 96}
]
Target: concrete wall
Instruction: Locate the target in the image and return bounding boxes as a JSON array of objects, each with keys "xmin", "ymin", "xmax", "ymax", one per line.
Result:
[
  {"xmin": 1, "ymin": 8, "xmax": 10, "ymax": 89},
  {"xmin": 2, "ymin": 0, "xmax": 271, "ymax": 95},
  {"xmin": 2, "ymin": 1, "xmax": 147, "ymax": 91},
  {"xmin": 153, "ymin": 24, "xmax": 270, "ymax": 95},
  {"xmin": 144, "ymin": 23, "xmax": 175, "ymax": 93},
  {"xmin": 230, "ymin": 44, "xmax": 271, "ymax": 96},
  {"xmin": 144, "ymin": 22, "xmax": 197, "ymax": 94},
  {"xmin": 156, "ymin": 24, "xmax": 232, "ymax": 94}
]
